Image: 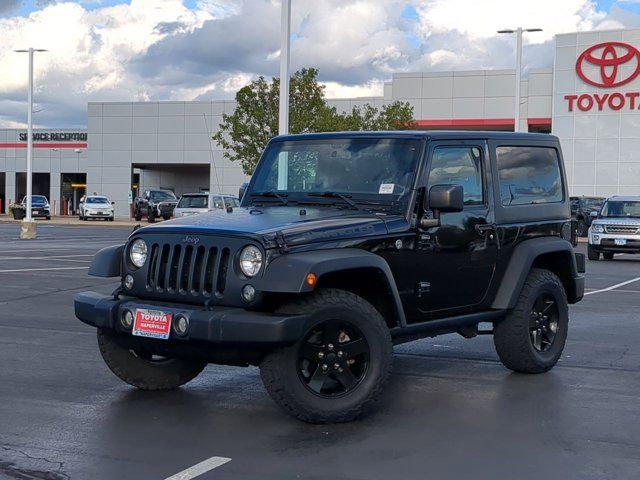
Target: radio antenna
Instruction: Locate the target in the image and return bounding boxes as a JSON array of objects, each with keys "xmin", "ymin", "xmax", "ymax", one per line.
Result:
[{"xmin": 203, "ymin": 113, "xmax": 223, "ymax": 195}]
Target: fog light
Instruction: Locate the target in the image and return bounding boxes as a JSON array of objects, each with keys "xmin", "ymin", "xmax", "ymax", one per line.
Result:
[
  {"xmin": 173, "ymin": 315, "xmax": 189, "ymax": 336},
  {"xmin": 123, "ymin": 274, "xmax": 134, "ymax": 290},
  {"xmin": 242, "ymin": 284, "xmax": 256, "ymax": 302},
  {"xmin": 593, "ymin": 235, "xmax": 599, "ymax": 241},
  {"xmin": 121, "ymin": 309, "xmax": 134, "ymax": 329}
]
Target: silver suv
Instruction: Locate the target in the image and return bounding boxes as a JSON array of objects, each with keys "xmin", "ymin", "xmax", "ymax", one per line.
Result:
[{"xmin": 588, "ymin": 195, "xmax": 640, "ymax": 260}]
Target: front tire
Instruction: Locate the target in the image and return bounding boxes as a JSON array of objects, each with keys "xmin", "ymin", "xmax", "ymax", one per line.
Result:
[
  {"xmin": 603, "ymin": 252, "xmax": 614, "ymax": 260},
  {"xmin": 587, "ymin": 245, "xmax": 600, "ymax": 261},
  {"xmin": 260, "ymin": 289, "xmax": 393, "ymax": 423},
  {"xmin": 577, "ymin": 219, "xmax": 587, "ymax": 237},
  {"xmin": 493, "ymin": 268, "xmax": 568, "ymax": 374},
  {"xmin": 97, "ymin": 330, "xmax": 205, "ymax": 390}
]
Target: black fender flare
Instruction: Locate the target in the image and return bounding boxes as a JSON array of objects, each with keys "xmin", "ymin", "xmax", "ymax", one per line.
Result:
[
  {"xmin": 256, "ymin": 248, "xmax": 407, "ymax": 327},
  {"xmin": 491, "ymin": 237, "xmax": 580, "ymax": 309},
  {"xmin": 88, "ymin": 244, "xmax": 124, "ymax": 277}
]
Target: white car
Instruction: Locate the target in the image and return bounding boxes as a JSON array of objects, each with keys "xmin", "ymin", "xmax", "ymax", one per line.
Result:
[
  {"xmin": 79, "ymin": 195, "xmax": 115, "ymax": 221},
  {"xmin": 174, "ymin": 193, "xmax": 240, "ymax": 218},
  {"xmin": 588, "ymin": 195, "xmax": 640, "ymax": 260}
]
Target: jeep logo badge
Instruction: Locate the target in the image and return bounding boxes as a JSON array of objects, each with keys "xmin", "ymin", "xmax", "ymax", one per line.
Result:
[{"xmin": 182, "ymin": 236, "xmax": 200, "ymax": 245}]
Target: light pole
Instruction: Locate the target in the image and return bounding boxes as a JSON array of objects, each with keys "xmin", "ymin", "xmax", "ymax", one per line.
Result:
[
  {"xmin": 277, "ymin": 0, "xmax": 291, "ymax": 190},
  {"xmin": 497, "ymin": 28, "xmax": 542, "ymax": 132},
  {"xmin": 15, "ymin": 47, "xmax": 47, "ymax": 238}
]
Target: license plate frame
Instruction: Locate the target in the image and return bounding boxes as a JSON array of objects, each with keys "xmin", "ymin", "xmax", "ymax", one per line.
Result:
[
  {"xmin": 615, "ymin": 238, "xmax": 627, "ymax": 246},
  {"xmin": 132, "ymin": 309, "xmax": 172, "ymax": 340}
]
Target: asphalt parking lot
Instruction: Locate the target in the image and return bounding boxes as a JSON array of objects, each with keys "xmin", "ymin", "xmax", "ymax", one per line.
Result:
[{"xmin": 0, "ymin": 224, "xmax": 638, "ymax": 480}]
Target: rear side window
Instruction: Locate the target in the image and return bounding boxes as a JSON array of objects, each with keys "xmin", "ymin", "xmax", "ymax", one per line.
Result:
[{"xmin": 496, "ymin": 146, "xmax": 563, "ymax": 206}]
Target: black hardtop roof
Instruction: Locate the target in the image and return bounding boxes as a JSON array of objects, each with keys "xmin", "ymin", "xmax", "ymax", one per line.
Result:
[{"xmin": 271, "ymin": 130, "xmax": 558, "ymax": 142}]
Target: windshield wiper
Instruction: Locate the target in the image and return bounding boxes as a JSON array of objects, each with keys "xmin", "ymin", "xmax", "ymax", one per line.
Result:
[
  {"xmin": 307, "ymin": 192, "xmax": 361, "ymax": 210},
  {"xmin": 250, "ymin": 191, "xmax": 289, "ymax": 205}
]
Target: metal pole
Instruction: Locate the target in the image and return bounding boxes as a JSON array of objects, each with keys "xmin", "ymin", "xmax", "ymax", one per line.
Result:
[
  {"xmin": 278, "ymin": 0, "xmax": 291, "ymax": 135},
  {"xmin": 277, "ymin": 0, "xmax": 291, "ymax": 190},
  {"xmin": 26, "ymin": 48, "xmax": 34, "ymax": 221},
  {"xmin": 513, "ymin": 28, "xmax": 523, "ymax": 132}
]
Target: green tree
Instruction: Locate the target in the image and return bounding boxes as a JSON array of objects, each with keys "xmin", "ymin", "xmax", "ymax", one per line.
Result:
[{"xmin": 214, "ymin": 68, "xmax": 416, "ymax": 175}]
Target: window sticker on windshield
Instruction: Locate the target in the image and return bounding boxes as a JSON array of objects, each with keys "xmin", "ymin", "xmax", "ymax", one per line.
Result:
[{"xmin": 379, "ymin": 184, "xmax": 395, "ymax": 194}]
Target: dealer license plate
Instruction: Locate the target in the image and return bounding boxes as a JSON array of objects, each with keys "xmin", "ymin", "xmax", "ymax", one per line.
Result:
[
  {"xmin": 132, "ymin": 309, "xmax": 172, "ymax": 340},
  {"xmin": 615, "ymin": 238, "xmax": 627, "ymax": 246}
]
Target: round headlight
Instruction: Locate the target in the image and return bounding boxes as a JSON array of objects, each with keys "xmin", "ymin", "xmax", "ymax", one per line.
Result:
[
  {"xmin": 592, "ymin": 224, "xmax": 604, "ymax": 233},
  {"xmin": 239, "ymin": 245, "xmax": 262, "ymax": 277},
  {"xmin": 129, "ymin": 239, "xmax": 148, "ymax": 268}
]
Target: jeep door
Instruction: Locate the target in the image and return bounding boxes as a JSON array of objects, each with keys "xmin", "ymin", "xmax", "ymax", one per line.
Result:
[{"xmin": 414, "ymin": 140, "xmax": 498, "ymax": 319}]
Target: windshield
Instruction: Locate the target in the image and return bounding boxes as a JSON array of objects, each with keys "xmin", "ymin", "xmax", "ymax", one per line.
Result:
[
  {"xmin": 24, "ymin": 195, "xmax": 47, "ymax": 204},
  {"xmin": 150, "ymin": 191, "xmax": 176, "ymax": 201},
  {"xmin": 177, "ymin": 195, "xmax": 208, "ymax": 208},
  {"xmin": 582, "ymin": 198, "xmax": 603, "ymax": 209},
  {"xmin": 249, "ymin": 138, "xmax": 422, "ymax": 208},
  {"xmin": 600, "ymin": 201, "xmax": 640, "ymax": 218},
  {"xmin": 86, "ymin": 197, "xmax": 109, "ymax": 204}
]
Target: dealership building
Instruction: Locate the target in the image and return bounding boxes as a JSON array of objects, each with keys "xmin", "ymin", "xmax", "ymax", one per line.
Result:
[{"xmin": 1, "ymin": 27, "xmax": 640, "ymax": 217}]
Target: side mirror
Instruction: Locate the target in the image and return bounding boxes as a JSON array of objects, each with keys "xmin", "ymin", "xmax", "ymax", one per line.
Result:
[
  {"xmin": 111, "ymin": 202, "xmax": 115, "ymax": 205},
  {"xmin": 590, "ymin": 211, "xmax": 598, "ymax": 218},
  {"xmin": 420, "ymin": 184, "xmax": 464, "ymax": 228}
]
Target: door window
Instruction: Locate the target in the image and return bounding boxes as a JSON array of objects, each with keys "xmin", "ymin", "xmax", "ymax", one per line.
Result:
[
  {"xmin": 427, "ymin": 147, "xmax": 483, "ymax": 206},
  {"xmin": 212, "ymin": 196, "xmax": 224, "ymax": 209}
]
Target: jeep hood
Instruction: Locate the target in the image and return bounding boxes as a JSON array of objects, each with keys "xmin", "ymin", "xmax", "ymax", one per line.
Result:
[{"xmin": 138, "ymin": 206, "xmax": 407, "ymax": 246}]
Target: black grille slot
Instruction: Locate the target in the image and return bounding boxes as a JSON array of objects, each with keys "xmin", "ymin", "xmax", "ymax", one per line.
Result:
[
  {"xmin": 140, "ymin": 238, "xmax": 237, "ymax": 301},
  {"xmin": 203, "ymin": 247, "xmax": 218, "ymax": 295},
  {"xmin": 216, "ymin": 248, "xmax": 231, "ymax": 295},
  {"xmin": 179, "ymin": 245, "xmax": 194, "ymax": 293},
  {"xmin": 166, "ymin": 245, "xmax": 182, "ymax": 292}
]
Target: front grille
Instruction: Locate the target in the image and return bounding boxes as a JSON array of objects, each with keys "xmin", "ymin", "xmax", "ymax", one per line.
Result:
[
  {"xmin": 605, "ymin": 225, "xmax": 639, "ymax": 234},
  {"xmin": 146, "ymin": 243, "xmax": 232, "ymax": 297}
]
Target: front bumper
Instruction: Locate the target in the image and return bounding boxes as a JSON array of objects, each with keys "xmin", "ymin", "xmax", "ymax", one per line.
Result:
[
  {"xmin": 85, "ymin": 210, "xmax": 114, "ymax": 218},
  {"xmin": 588, "ymin": 231, "xmax": 640, "ymax": 253},
  {"xmin": 74, "ymin": 291, "xmax": 310, "ymax": 345}
]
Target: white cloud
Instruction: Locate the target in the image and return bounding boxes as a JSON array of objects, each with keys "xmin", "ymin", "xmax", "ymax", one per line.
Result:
[{"xmin": 0, "ymin": 0, "xmax": 638, "ymax": 128}]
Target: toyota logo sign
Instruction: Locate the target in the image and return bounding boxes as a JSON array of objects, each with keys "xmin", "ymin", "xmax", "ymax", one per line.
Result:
[{"xmin": 576, "ymin": 41, "xmax": 640, "ymax": 88}]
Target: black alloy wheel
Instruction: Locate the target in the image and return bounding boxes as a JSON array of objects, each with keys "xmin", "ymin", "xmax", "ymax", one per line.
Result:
[
  {"xmin": 296, "ymin": 319, "xmax": 369, "ymax": 398},
  {"xmin": 529, "ymin": 294, "xmax": 559, "ymax": 352}
]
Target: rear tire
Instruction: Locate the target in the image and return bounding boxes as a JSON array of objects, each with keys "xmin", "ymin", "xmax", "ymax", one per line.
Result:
[
  {"xmin": 603, "ymin": 252, "xmax": 614, "ymax": 260},
  {"xmin": 260, "ymin": 289, "xmax": 393, "ymax": 423},
  {"xmin": 587, "ymin": 245, "xmax": 600, "ymax": 261},
  {"xmin": 97, "ymin": 330, "xmax": 205, "ymax": 390},
  {"xmin": 493, "ymin": 268, "xmax": 568, "ymax": 374},
  {"xmin": 162, "ymin": 215, "xmax": 170, "ymax": 221}
]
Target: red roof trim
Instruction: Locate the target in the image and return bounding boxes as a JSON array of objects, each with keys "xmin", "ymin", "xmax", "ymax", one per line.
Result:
[
  {"xmin": 416, "ymin": 117, "xmax": 553, "ymax": 128},
  {"xmin": 0, "ymin": 143, "xmax": 88, "ymax": 149},
  {"xmin": 527, "ymin": 117, "xmax": 552, "ymax": 126}
]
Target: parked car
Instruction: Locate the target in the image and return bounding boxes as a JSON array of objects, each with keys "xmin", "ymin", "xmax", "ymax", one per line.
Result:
[
  {"xmin": 134, "ymin": 190, "xmax": 178, "ymax": 223},
  {"xmin": 174, "ymin": 193, "xmax": 240, "ymax": 218},
  {"xmin": 588, "ymin": 195, "xmax": 640, "ymax": 260},
  {"xmin": 78, "ymin": 195, "xmax": 115, "ymax": 221},
  {"xmin": 570, "ymin": 196, "xmax": 605, "ymax": 237},
  {"xmin": 76, "ymin": 131, "xmax": 584, "ymax": 423},
  {"xmin": 15, "ymin": 195, "xmax": 51, "ymax": 220}
]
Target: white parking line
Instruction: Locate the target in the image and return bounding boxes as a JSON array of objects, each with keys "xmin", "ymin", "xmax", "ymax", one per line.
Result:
[
  {"xmin": 584, "ymin": 276, "xmax": 640, "ymax": 296},
  {"xmin": 164, "ymin": 457, "xmax": 232, "ymax": 480},
  {"xmin": 0, "ymin": 266, "xmax": 89, "ymax": 273}
]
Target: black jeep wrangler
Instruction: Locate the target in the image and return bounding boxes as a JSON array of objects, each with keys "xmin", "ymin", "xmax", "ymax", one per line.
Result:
[{"xmin": 75, "ymin": 131, "xmax": 585, "ymax": 423}]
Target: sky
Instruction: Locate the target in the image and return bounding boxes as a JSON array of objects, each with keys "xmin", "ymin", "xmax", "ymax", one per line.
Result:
[{"xmin": 1, "ymin": 0, "xmax": 640, "ymax": 128}]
